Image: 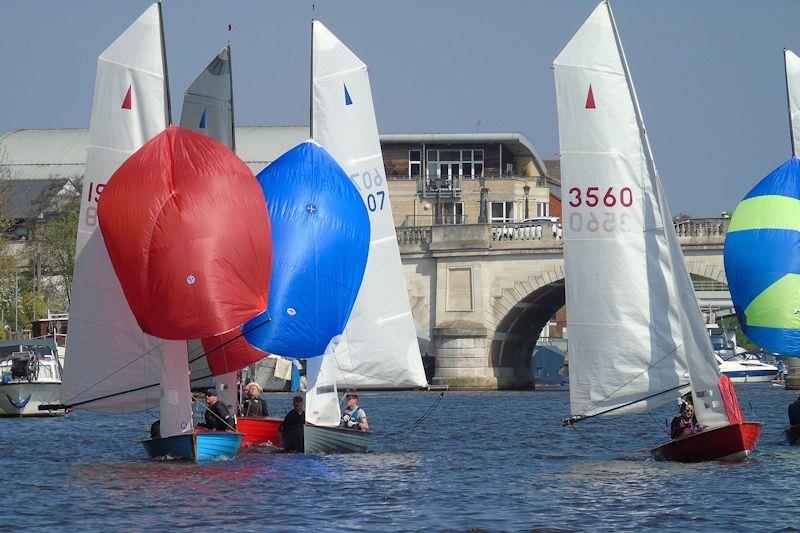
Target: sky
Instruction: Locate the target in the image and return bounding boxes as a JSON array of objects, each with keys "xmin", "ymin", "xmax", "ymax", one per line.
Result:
[{"xmin": 1, "ymin": 0, "xmax": 799, "ymax": 216}]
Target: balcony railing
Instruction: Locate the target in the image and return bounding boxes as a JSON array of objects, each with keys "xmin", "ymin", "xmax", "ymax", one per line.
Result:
[
  {"xmin": 387, "ymin": 174, "xmax": 549, "ymax": 198},
  {"xmin": 402, "ymin": 214, "xmax": 469, "ymax": 226},
  {"xmin": 490, "ymin": 222, "xmax": 563, "ymax": 242},
  {"xmin": 673, "ymin": 217, "xmax": 729, "ymax": 237}
]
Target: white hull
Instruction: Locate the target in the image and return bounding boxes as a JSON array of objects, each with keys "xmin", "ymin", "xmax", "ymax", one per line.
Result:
[
  {"xmin": 0, "ymin": 382, "xmax": 65, "ymax": 417},
  {"xmin": 303, "ymin": 424, "xmax": 371, "ymax": 454},
  {"xmin": 718, "ymin": 357, "xmax": 778, "ymax": 383}
]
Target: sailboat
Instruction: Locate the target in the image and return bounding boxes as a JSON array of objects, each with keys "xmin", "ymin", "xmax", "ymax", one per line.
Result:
[
  {"xmin": 310, "ymin": 21, "xmax": 428, "ymax": 394},
  {"xmin": 50, "ymin": 3, "xmax": 272, "ymax": 463},
  {"xmin": 177, "ymin": 44, "xmax": 279, "ymax": 446},
  {"xmin": 554, "ymin": 1, "xmax": 761, "ymax": 462},
  {"xmin": 723, "ymin": 49, "xmax": 800, "ymax": 445}
]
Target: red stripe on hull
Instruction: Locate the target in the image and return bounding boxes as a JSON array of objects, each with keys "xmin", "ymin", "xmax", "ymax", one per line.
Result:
[
  {"xmin": 651, "ymin": 422, "xmax": 761, "ymax": 462},
  {"xmin": 239, "ymin": 417, "xmax": 282, "ymax": 448}
]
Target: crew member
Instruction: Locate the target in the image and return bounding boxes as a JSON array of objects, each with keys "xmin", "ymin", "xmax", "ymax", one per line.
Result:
[
  {"xmin": 199, "ymin": 389, "xmax": 235, "ymax": 431},
  {"xmin": 241, "ymin": 382, "xmax": 269, "ymax": 418},
  {"xmin": 670, "ymin": 402, "xmax": 700, "ymax": 439},
  {"xmin": 341, "ymin": 392, "xmax": 369, "ymax": 431},
  {"xmin": 280, "ymin": 395, "xmax": 305, "ymax": 452}
]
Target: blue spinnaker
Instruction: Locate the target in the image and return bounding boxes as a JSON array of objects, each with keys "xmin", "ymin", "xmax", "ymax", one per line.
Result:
[
  {"xmin": 723, "ymin": 157, "xmax": 800, "ymax": 355},
  {"xmin": 243, "ymin": 140, "xmax": 370, "ymax": 358}
]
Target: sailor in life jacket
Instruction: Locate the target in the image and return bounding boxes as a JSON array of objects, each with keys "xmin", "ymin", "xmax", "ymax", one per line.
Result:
[
  {"xmin": 670, "ymin": 401, "xmax": 700, "ymax": 439},
  {"xmin": 341, "ymin": 392, "xmax": 369, "ymax": 431}
]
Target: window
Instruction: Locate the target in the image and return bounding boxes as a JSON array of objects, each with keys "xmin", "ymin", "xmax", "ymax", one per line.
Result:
[
  {"xmin": 491, "ymin": 201, "xmax": 514, "ymax": 223},
  {"xmin": 441, "ymin": 202, "xmax": 465, "ymax": 224},
  {"xmin": 409, "ymin": 150, "xmax": 421, "ymax": 177},
  {"xmin": 425, "ymin": 148, "xmax": 484, "ymax": 178},
  {"xmin": 536, "ymin": 201, "xmax": 549, "ymax": 217}
]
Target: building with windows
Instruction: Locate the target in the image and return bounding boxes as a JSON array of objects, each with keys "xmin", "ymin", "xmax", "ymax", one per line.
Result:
[{"xmin": 380, "ymin": 133, "xmax": 552, "ymax": 227}]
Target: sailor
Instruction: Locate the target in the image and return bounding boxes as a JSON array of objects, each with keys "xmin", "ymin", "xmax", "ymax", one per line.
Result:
[
  {"xmin": 670, "ymin": 402, "xmax": 700, "ymax": 439},
  {"xmin": 788, "ymin": 395, "xmax": 800, "ymax": 427},
  {"xmin": 200, "ymin": 389, "xmax": 235, "ymax": 431},
  {"xmin": 241, "ymin": 382, "xmax": 269, "ymax": 418},
  {"xmin": 280, "ymin": 395, "xmax": 305, "ymax": 452},
  {"xmin": 340, "ymin": 392, "xmax": 369, "ymax": 431}
]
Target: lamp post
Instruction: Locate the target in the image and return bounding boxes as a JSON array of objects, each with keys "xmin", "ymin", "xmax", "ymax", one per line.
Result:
[
  {"xmin": 434, "ymin": 174, "xmax": 444, "ymax": 225},
  {"xmin": 523, "ymin": 184, "xmax": 530, "ymax": 219},
  {"xmin": 478, "ymin": 177, "xmax": 489, "ymax": 224}
]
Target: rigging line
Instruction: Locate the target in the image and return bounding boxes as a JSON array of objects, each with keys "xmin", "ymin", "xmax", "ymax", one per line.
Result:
[
  {"xmin": 382, "ymin": 391, "xmax": 445, "ymax": 436},
  {"xmin": 563, "ymin": 382, "xmax": 690, "ymax": 426},
  {"xmin": 569, "ymin": 343, "xmax": 686, "ymax": 422},
  {"xmin": 62, "ymin": 313, "xmax": 274, "ymax": 409},
  {"xmin": 192, "ymin": 396, "xmax": 237, "ymax": 432}
]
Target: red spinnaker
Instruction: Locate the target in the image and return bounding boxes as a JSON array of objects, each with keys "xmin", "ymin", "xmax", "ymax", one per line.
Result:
[
  {"xmin": 98, "ymin": 126, "xmax": 272, "ymax": 340},
  {"xmin": 201, "ymin": 328, "xmax": 270, "ymax": 375}
]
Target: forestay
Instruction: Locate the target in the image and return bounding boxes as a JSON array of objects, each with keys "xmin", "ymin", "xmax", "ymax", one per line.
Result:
[
  {"xmin": 554, "ymin": 1, "xmax": 728, "ymax": 427},
  {"xmin": 61, "ymin": 4, "xmax": 187, "ymax": 414},
  {"xmin": 311, "ymin": 21, "xmax": 426, "ymax": 389},
  {"xmin": 786, "ymin": 50, "xmax": 800, "ymax": 157}
]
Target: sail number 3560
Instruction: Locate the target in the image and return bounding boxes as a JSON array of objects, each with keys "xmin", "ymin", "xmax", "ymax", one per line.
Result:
[{"xmin": 568, "ymin": 187, "xmax": 633, "ymax": 208}]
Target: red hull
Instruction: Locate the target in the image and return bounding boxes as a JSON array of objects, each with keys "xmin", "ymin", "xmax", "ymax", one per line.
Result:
[
  {"xmin": 239, "ymin": 417, "xmax": 282, "ymax": 448},
  {"xmin": 651, "ymin": 422, "xmax": 761, "ymax": 462}
]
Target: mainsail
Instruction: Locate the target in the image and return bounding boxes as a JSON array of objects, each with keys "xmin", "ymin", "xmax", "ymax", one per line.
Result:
[
  {"xmin": 723, "ymin": 50, "xmax": 800, "ymax": 355},
  {"xmin": 61, "ymin": 3, "xmax": 186, "ymax": 415},
  {"xmin": 311, "ymin": 21, "xmax": 427, "ymax": 389},
  {"xmin": 787, "ymin": 50, "xmax": 800, "ymax": 157},
  {"xmin": 554, "ymin": 1, "xmax": 728, "ymax": 428}
]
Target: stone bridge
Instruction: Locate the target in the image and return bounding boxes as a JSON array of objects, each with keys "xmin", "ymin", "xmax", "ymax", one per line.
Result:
[{"xmin": 397, "ymin": 218, "xmax": 731, "ymax": 390}]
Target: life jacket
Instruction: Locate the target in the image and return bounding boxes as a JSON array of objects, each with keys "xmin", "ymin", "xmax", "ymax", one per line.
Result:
[{"xmin": 342, "ymin": 406, "xmax": 366, "ymax": 429}]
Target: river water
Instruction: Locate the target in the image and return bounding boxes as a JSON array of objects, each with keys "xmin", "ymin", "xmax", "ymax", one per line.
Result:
[{"xmin": 2, "ymin": 385, "xmax": 799, "ymax": 531}]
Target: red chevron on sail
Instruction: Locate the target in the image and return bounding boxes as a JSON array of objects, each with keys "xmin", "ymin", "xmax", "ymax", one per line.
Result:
[
  {"xmin": 121, "ymin": 85, "xmax": 132, "ymax": 109},
  {"xmin": 585, "ymin": 84, "xmax": 596, "ymax": 109}
]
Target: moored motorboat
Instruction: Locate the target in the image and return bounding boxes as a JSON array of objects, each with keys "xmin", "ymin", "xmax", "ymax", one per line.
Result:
[
  {"xmin": 304, "ymin": 424, "xmax": 371, "ymax": 455},
  {"xmin": 0, "ymin": 339, "xmax": 65, "ymax": 417},
  {"xmin": 717, "ymin": 354, "xmax": 778, "ymax": 383}
]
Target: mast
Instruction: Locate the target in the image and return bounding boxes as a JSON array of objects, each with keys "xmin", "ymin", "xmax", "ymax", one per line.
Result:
[
  {"xmin": 309, "ymin": 20, "xmax": 315, "ymax": 138},
  {"xmin": 227, "ymin": 43, "xmax": 236, "ymax": 153},
  {"xmin": 157, "ymin": 0, "xmax": 172, "ymax": 126},
  {"xmin": 785, "ymin": 48, "xmax": 796, "ymax": 156}
]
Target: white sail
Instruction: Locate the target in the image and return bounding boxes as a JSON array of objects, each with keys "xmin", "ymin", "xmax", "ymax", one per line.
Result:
[
  {"xmin": 179, "ymin": 45, "xmax": 240, "ymax": 411},
  {"xmin": 305, "ymin": 338, "xmax": 342, "ymax": 427},
  {"xmin": 179, "ymin": 45, "xmax": 235, "ymax": 151},
  {"xmin": 786, "ymin": 50, "xmax": 800, "ymax": 157},
  {"xmin": 311, "ymin": 21, "xmax": 426, "ymax": 389},
  {"xmin": 61, "ymin": 4, "xmax": 189, "ymax": 414},
  {"xmin": 554, "ymin": 1, "xmax": 728, "ymax": 428}
]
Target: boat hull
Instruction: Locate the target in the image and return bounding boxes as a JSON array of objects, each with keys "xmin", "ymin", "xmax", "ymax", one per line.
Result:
[
  {"xmin": 0, "ymin": 382, "xmax": 65, "ymax": 417},
  {"xmin": 784, "ymin": 424, "xmax": 800, "ymax": 445},
  {"xmin": 651, "ymin": 422, "xmax": 762, "ymax": 462},
  {"xmin": 141, "ymin": 431, "xmax": 244, "ymax": 462},
  {"xmin": 721, "ymin": 369, "xmax": 778, "ymax": 383},
  {"xmin": 303, "ymin": 424, "xmax": 371, "ymax": 454},
  {"xmin": 238, "ymin": 417, "xmax": 282, "ymax": 447}
]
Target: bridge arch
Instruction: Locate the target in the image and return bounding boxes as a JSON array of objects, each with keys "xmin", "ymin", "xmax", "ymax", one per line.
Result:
[{"xmin": 487, "ymin": 265, "xmax": 565, "ymax": 389}]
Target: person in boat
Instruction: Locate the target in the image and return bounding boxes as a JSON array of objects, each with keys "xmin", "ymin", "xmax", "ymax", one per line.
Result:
[
  {"xmin": 241, "ymin": 382, "xmax": 269, "ymax": 418},
  {"xmin": 280, "ymin": 395, "xmax": 305, "ymax": 452},
  {"xmin": 670, "ymin": 402, "xmax": 700, "ymax": 439},
  {"xmin": 788, "ymin": 395, "xmax": 800, "ymax": 427},
  {"xmin": 199, "ymin": 389, "xmax": 235, "ymax": 432},
  {"xmin": 341, "ymin": 392, "xmax": 369, "ymax": 431}
]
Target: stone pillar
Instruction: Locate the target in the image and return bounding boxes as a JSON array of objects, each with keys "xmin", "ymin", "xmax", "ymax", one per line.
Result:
[
  {"xmin": 787, "ymin": 357, "xmax": 800, "ymax": 390},
  {"xmin": 431, "ymin": 322, "xmax": 493, "ymax": 389}
]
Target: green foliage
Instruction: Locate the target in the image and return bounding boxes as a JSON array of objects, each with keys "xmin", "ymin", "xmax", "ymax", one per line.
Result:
[{"xmin": 720, "ymin": 315, "xmax": 760, "ymax": 352}]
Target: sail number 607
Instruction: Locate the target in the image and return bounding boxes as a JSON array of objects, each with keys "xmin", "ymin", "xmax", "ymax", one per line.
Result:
[{"xmin": 568, "ymin": 186, "xmax": 633, "ymax": 208}]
